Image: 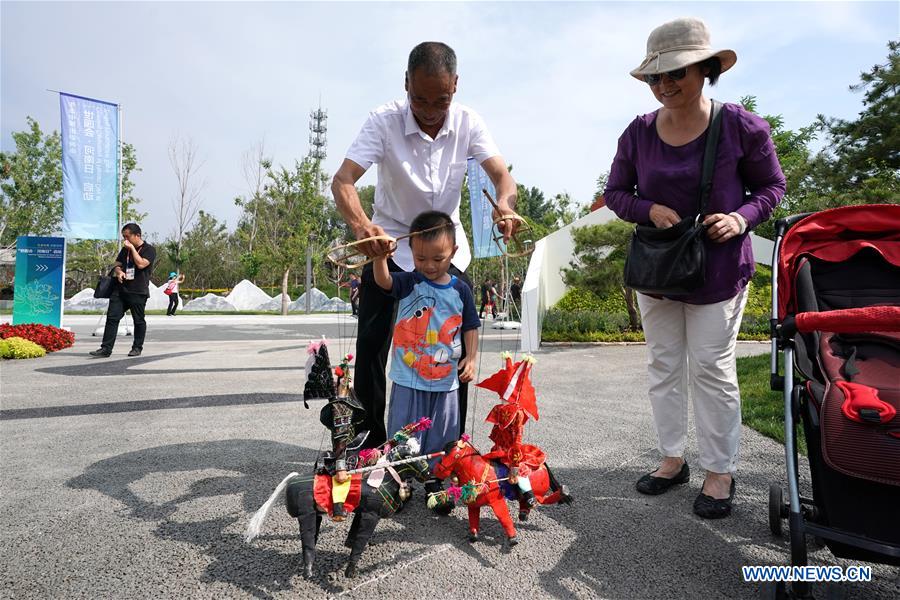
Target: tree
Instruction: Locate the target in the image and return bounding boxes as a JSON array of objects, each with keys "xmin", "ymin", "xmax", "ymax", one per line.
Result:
[
  {"xmin": 743, "ymin": 44, "xmax": 900, "ymax": 236},
  {"xmin": 515, "ymin": 185, "xmax": 584, "ymax": 236},
  {"xmin": 241, "ymin": 141, "xmax": 268, "ymax": 254},
  {"xmin": 819, "ymin": 41, "xmax": 899, "ymax": 184},
  {"xmin": 179, "ymin": 210, "xmax": 234, "ymax": 289},
  {"xmin": 254, "ymin": 156, "xmax": 330, "ymax": 314},
  {"xmin": 234, "ymin": 142, "xmax": 273, "ymax": 283},
  {"xmin": 0, "ymin": 117, "xmax": 62, "ymax": 248},
  {"xmin": 357, "ymin": 184, "xmax": 375, "ymax": 219},
  {"xmin": 562, "ymin": 220, "xmax": 640, "ymax": 330},
  {"xmin": 168, "ymin": 136, "xmax": 205, "ymax": 270},
  {"xmin": 0, "ymin": 117, "xmax": 145, "ymax": 292},
  {"xmin": 737, "ymin": 96, "xmax": 825, "ymax": 239}
]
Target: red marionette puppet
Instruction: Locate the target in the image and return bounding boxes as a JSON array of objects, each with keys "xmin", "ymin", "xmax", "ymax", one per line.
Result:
[{"xmin": 476, "ymin": 352, "xmax": 545, "ymax": 508}]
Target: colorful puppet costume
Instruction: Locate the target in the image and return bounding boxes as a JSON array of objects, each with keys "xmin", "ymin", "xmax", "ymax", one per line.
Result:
[
  {"xmin": 304, "ymin": 341, "xmax": 367, "ymax": 520},
  {"xmin": 477, "ymin": 353, "xmax": 545, "ymax": 507}
]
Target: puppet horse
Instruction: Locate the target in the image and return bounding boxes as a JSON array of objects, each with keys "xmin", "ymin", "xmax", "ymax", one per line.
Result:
[
  {"xmin": 285, "ymin": 441, "xmax": 430, "ymax": 579},
  {"xmin": 433, "ymin": 439, "xmax": 572, "ymax": 545}
]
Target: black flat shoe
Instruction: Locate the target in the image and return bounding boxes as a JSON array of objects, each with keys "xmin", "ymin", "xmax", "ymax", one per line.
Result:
[
  {"xmin": 693, "ymin": 478, "xmax": 736, "ymax": 519},
  {"xmin": 127, "ymin": 348, "xmax": 142, "ymax": 357},
  {"xmin": 636, "ymin": 462, "xmax": 690, "ymax": 495},
  {"xmin": 89, "ymin": 349, "xmax": 111, "ymax": 358}
]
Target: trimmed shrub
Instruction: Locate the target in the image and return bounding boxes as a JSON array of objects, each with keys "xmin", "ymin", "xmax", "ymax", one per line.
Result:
[
  {"xmin": 0, "ymin": 336, "xmax": 46, "ymax": 359},
  {"xmin": 553, "ymin": 288, "xmax": 604, "ymax": 312},
  {"xmin": 542, "ymin": 308, "xmax": 632, "ymax": 335},
  {"xmin": 0, "ymin": 323, "xmax": 75, "ymax": 352},
  {"xmin": 544, "ymin": 268, "xmax": 774, "ymax": 342}
]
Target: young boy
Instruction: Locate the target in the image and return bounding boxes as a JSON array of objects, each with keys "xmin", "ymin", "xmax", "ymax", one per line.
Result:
[{"xmin": 373, "ymin": 211, "xmax": 480, "ymax": 509}]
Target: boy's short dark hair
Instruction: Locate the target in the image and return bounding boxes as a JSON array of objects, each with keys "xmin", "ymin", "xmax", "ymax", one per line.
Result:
[
  {"xmin": 122, "ymin": 222, "xmax": 142, "ymax": 236},
  {"xmin": 409, "ymin": 211, "xmax": 455, "ymax": 246}
]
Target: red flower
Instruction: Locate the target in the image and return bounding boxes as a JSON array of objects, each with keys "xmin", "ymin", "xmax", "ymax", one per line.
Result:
[
  {"xmin": 334, "ymin": 366, "xmax": 344, "ymax": 377},
  {"xmin": 0, "ymin": 323, "xmax": 75, "ymax": 352}
]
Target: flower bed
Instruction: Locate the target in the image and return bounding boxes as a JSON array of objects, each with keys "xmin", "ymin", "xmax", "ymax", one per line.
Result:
[
  {"xmin": 0, "ymin": 336, "xmax": 46, "ymax": 359},
  {"xmin": 0, "ymin": 323, "xmax": 75, "ymax": 352}
]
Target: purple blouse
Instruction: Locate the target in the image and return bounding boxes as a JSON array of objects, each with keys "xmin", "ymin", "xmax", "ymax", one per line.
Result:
[{"xmin": 604, "ymin": 102, "xmax": 786, "ymax": 304}]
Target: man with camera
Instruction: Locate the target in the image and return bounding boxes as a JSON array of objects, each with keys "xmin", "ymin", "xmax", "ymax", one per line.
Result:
[{"xmin": 90, "ymin": 222, "xmax": 156, "ymax": 358}]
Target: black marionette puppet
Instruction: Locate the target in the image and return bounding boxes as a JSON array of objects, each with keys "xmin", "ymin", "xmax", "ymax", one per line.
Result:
[{"xmin": 304, "ymin": 340, "xmax": 367, "ymax": 520}]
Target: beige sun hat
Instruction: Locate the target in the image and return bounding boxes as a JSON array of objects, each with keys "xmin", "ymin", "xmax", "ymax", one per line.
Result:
[{"xmin": 630, "ymin": 17, "xmax": 737, "ymax": 80}]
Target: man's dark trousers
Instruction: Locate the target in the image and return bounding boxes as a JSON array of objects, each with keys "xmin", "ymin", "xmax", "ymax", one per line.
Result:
[
  {"xmin": 355, "ymin": 259, "xmax": 474, "ymax": 447},
  {"xmin": 100, "ymin": 290, "xmax": 149, "ymax": 352}
]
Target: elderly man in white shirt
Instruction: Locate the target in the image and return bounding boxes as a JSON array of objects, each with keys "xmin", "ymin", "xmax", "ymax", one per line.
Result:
[{"xmin": 332, "ymin": 41, "xmax": 518, "ymax": 454}]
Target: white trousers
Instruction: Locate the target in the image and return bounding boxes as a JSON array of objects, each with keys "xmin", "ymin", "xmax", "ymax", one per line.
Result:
[{"xmin": 637, "ymin": 288, "xmax": 748, "ymax": 474}]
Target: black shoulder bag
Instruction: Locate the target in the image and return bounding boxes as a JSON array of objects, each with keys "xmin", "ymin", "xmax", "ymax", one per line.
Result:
[
  {"xmin": 623, "ymin": 100, "xmax": 723, "ymax": 296},
  {"xmin": 93, "ymin": 268, "xmax": 117, "ymax": 299}
]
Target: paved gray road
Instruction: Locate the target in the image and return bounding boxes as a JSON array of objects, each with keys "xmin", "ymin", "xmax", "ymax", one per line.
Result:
[{"xmin": 2, "ymin": 315, "xmax": 898, "ymax": 599}]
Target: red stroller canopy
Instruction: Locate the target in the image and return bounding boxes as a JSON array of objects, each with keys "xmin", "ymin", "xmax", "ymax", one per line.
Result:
[{"xmin": 777, "ymin": 204, "xmax": 900, "ymax": 319}]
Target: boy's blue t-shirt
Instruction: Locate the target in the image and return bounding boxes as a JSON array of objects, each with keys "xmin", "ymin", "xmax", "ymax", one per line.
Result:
[{"xmin": 388, "ymin": 271, "xmax": 480, "ymax": 392}]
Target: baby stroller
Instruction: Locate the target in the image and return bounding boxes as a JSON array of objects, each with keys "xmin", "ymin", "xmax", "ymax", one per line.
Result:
[{"xmin": 768, "ymin": 204, "xmax": 900, "ymax": 598}]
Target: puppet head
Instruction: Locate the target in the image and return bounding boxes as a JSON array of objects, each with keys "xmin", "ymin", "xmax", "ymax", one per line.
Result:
[{"xmin": 304, "ymin": 340, "xmax": 336, "ymax": 407}]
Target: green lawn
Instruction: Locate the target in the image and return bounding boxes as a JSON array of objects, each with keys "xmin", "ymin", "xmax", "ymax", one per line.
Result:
[{"xmin": 737, "ymin": 353, "xmax": 807, "ymax": 454}]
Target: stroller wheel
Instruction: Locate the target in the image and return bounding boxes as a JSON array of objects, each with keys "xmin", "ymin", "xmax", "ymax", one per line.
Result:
[{"xmin": 769, "ymin": 483, "xmax": 784, "ymax": 536}]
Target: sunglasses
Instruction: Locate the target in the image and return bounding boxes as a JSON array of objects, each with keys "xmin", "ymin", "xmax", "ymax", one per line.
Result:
[{"xmin": 643, "ymin": 68, "xmax": 688, "ymax": 86}]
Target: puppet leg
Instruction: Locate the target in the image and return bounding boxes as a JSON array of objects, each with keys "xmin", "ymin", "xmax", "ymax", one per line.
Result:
[
  {"xmin": 345, "ymin": 511, "xmax": 362, "ymax": 548},
  {"xmin": 287, "ymin": 478, "xmax": 322, "ymax": 579},
  {"xmin": 467, "ymin": 505, "xmax": 481, "ymax": 542},
  {"xmin": 540, "ymin": 464, "xmax": 574, "ymax": 505},
  {"xmin": 298, "ymin": 510, "xmax": 319, "ymax": 580},
  {"xmin": 517, "ymin": 475, "xmax": 536, "ymax": 521},
  {"xmin": 345, "ymin": 511, "xmax": 380, "ymax": 578},
  {"xmin": 489, "ymin": 498, "xmax": 518, "ymax": 545}
]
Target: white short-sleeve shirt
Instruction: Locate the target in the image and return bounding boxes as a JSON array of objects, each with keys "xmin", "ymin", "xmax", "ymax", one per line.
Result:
[{"xmin": 344, "ymin": 98, "xmax": 500, "ymax": 272}]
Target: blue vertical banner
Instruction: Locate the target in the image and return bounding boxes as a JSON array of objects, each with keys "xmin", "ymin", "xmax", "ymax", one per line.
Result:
[
  {"xmin": 466, "ymin": 158, "xmax": 504, "ymax": 258},
  {"xmin": 13, "ymin": 236, "xmax": 66, "ymax": 327},
  {"xmin": 60, "ymin": 92, "xmax": 119, "ymax": 239}
]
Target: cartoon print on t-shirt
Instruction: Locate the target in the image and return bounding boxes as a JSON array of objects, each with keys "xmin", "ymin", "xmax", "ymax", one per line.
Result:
[{"xmin": 393, "ymin": 294, "xmax": 460, "ymax": 382}]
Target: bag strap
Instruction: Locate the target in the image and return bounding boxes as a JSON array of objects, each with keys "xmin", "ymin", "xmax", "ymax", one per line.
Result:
[{"xmin": 698, "ymin": 99, "xmax": 724, "ymax": 216}]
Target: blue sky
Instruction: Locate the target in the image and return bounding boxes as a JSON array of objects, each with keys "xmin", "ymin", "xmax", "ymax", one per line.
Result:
[{"xmin": 2, "ymin": 1, "xmax": 898, "ymax": 240}]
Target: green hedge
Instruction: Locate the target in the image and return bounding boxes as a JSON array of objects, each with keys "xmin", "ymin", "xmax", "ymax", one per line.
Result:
[{"xmin": 544, "ymin": 266, "xmax": 772, "ymax": 342}]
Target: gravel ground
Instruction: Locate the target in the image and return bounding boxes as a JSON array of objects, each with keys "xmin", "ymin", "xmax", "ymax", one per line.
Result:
[{"xmin": 1, "ymin": 315, "xmax": 898, "ymax": 599}]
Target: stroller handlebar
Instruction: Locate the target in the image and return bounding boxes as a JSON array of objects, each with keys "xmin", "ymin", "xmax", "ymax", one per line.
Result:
[
  {"xmin": 774, "ymin": 212, "xmax": 816, "ymax": 238},
  {"xmin": 778, "ymin": 306, "xmax": 900, "ymax": 338}
]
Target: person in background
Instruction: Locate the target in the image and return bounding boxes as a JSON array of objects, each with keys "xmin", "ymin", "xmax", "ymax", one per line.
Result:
[
  {"xmin": 479, "ymin": 279, "xmax": 498, "ymax": 319},
  {"xmin": 349, "ymin": 273, "xmax": 361, "ymax": 317},
  {"xmin": 510, "ymin": 275, "xmax": 522, "ymax": 317},
  {"xmin": 164, "ymin": 272, "xmax": 185, "ymax": 316},
  {"xmin": 90, "ymin": 223, "xmax": 157, "ymax": 358}
]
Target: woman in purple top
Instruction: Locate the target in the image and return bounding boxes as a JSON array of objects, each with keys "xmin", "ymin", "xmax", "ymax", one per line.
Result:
[{"xmin": 604, "ymin": 18, "xmax": 785, "ymax": 518}]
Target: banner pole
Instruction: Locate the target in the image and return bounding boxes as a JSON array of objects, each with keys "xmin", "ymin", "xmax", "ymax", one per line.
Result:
[
  {"xmin": 118, "ymin": 103, "xmax": 123, "ymax": 234},
  {"xmin": 117, "ymin": 104, "xmax": 133, "ymax": 336}
]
